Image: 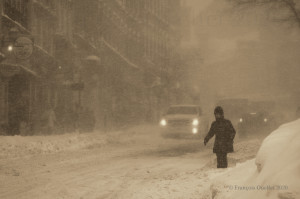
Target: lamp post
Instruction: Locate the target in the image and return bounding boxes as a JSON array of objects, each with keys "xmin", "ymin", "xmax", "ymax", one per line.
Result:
[
  {"xmin": 84, "ymin": 55, "xmax": 103, "ymax": 130},
  {"xmin": 0, "ymin": 28, "xmax": 34, "ymax": 135}
]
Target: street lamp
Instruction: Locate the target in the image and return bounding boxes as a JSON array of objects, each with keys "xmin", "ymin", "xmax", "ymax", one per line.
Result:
[
  {"xmin": 0, "ymin": 28, "xmax": 34, "ymax": 61},
  {"xmin": 7, "ymin": 45, "xmax": 13, "ymax": 52}
]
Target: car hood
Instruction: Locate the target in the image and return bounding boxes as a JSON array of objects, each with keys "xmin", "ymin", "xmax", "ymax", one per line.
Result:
[{"xmin": 163, "ymin": 114, "xmax": 198, "ymax": 120}]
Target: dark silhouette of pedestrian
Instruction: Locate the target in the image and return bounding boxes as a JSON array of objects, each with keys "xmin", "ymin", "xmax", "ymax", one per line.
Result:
[
  {"xmin": 204, "ymin": 106, "xmax": 236, "ymax": 168},
  {"xmin": 43, "ymin": 104, "xmax": 57, "ymax": 134}
]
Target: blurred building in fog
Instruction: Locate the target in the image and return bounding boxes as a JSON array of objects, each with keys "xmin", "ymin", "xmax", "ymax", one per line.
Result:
[
  {"xmin": 72, "ymin": 0, "xmax": 184, "ymax": 129},
  {"xmin": 0, "ymin": 0, "xmax": 184, "ymax": 134},
  {"xmin": 175, "ymin": 0, "xmax": 203, "ymax": 104},
  {"xmin": 0, "ymin": 0, "xmax": 60, "ymax": 135}
]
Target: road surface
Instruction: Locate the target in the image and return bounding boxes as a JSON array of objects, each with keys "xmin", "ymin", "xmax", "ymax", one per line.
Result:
[{"xmin": 0, "ymin": 127, "xmax": 261, "ymax": 199}]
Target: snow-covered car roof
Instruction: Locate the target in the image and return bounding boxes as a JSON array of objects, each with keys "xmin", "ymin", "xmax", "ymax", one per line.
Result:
[{"xmin": 169, "ymin": 105, "xmax": 200, "ymax": 108}]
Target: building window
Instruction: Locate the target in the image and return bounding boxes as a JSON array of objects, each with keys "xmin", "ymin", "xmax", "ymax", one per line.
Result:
[{"xmin": 3, "ymin": 0, "xmax": 29, "ymax": 28}]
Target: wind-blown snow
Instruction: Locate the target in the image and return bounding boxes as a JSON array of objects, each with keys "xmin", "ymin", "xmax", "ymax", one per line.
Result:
[
  {"xmin": 0, "ymin": 132, "xmax": 107, "ymax": 158},
  {"xmin": 0, "ymin": 125, "xmax": 201, "ymax": 159}
]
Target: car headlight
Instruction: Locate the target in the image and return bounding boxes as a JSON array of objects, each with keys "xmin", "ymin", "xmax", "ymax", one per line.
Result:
[
  {"xmin": 192, "ymin": 119, "xmax": 199, "ymax": 126},
  {"xmin": 160, "ymin": 119, "xmax": 167, "ymax": 126},
  {"xmin": 192, "ymin": 128, "xmax": 198, "ymax": 134},
  {"xmin": 239, "ymin": 118, "xmax": 243, "ymax": 123}
]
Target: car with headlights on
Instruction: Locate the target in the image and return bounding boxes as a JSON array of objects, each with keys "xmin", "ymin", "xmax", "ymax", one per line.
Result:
[
  {"xmin": 216, "ymin": 98, "xmax": 249, "ymax": 128},
  {"xmin": 237, "ymin": 111, "xmax": 278, "ymax": 138},
  {"xmin": 159, "ymin": 105, "xmax": 208, "ymax": 138}
]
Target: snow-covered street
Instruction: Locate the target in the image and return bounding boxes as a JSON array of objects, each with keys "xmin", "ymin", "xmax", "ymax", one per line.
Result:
[
  {"xmin": 0, "ymin": 125, "xmax": 262, "ymax": 199},
  {"xmin": 1, "ymin": 0, "xmax": 300, "ymax": 198}
]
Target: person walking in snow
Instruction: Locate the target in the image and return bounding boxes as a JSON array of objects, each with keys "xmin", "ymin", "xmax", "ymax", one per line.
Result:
[{"xmin": 204, "ymin": 106, "xmax": 236, "ymax": 168}]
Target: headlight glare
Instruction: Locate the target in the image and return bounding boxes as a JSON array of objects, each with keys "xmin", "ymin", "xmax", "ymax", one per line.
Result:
[
  {"xmin": 192, "ymin": 119, "xmax": 199, "ymax": 126},
  {"xmin": 160, "ymin": 119, "xmax": 167, "ymax": 126},
  {"xmin": 192, "ymin": 128, "xmax": 198, "ymax": 134}
]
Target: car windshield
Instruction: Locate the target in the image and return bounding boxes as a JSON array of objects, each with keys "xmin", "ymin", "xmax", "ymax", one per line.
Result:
[
  {"xmin": 167, "ymin": 107, "xmax": 198, "ymax": 115},
  {"xmin": 217, "ymin": 99, "xmax": 249, "ymax": 118},
  {"xmin": 242, "ymin": 112, "xmax": 266, "ymax": 119}
]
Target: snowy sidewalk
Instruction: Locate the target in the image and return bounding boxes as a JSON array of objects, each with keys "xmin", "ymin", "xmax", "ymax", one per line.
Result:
[{"xmin": 202, "ymin": 119, "xmax": 300, "ymax": 199}]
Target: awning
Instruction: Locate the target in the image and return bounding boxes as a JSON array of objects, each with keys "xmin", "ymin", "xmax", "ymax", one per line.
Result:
[
  {"xmin": 0, "ymin": 62, "xmax": 39, "ymax": 77},
  {"xmin": 85, "ymin": 55, "xmax": 101, "ymax": 63},
  {"xmin": 0, "ymin": 56, "xmax": 39, "ymax": 77}
]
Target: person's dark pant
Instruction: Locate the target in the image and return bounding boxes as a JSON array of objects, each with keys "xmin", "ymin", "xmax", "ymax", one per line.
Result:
[{"xmin": 216, "ymin": 153, "xmax": 228, "ymax": 168}]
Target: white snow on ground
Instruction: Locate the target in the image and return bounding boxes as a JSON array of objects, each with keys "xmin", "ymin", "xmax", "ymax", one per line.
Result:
[
  {"xmin": 0, "ymin": 124, "xmax": 266, "ymax": 199},
  {"xmin": 205, "ymin": 119, "xmax": 300, "ymax": 199},
  {"xmin": 0, "ymin": 125, "xmax": 203, "ymax": 159},
  {"xmin": 0, "ymin": 131, "xmax": 108, "ymax": 158}
]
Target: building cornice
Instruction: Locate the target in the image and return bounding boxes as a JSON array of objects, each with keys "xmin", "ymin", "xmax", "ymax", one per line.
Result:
[
  {"xmin": 32, "ymin": 0, "xmax": 56, "ymax": 19},
  {"xmin": 1, "ymin": 14, "xmax": 31, "ymax": 34},
  {"xmin": 102, "ymin": 38, "xmax": 139, "ymax": 70}
]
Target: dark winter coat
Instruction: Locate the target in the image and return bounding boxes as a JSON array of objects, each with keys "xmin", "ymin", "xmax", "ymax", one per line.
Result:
[{"xmin": 205, "ymin": 118, "xmax": 236, "ymax": 153}]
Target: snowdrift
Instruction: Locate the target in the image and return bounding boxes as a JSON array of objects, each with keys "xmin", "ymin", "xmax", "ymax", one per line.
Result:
[
  {"xmin": 0, "ymin": 125, "xmax": 179, "ymax": 159},
  {"xmin": 0, "ymin": 132, "xmax": 108, "ymax": 158},
  {"xmin": 207, "ymin": 119, "xmax": 300, "ymax": 199}
]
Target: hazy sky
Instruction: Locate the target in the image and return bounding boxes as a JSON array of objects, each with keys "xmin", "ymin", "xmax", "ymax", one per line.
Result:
[
  {"xmin": 181, "ymin": 0, "xmax": 300, "ymax": 106},
  {"xmin": 185, "ymin": 0, "xmax": 213, "ymax": 12}
]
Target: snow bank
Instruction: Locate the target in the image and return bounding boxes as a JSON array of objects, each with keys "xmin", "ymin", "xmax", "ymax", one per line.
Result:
[
  {"xmin": 206, "ymin": 119, "xmax": 300, "ymax": 199},
  {"xmin": 0, "ymin": 125, "xmax": 167, "ymax": 159},
  {"xmin": 0, "ymin": 132, "xmax": 108, "ymax": 158}
]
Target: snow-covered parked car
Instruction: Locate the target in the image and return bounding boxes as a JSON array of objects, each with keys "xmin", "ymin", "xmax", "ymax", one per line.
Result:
[{"xmin": 159, "ymin": 105, "xmax": 209, "ymax": 138}]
